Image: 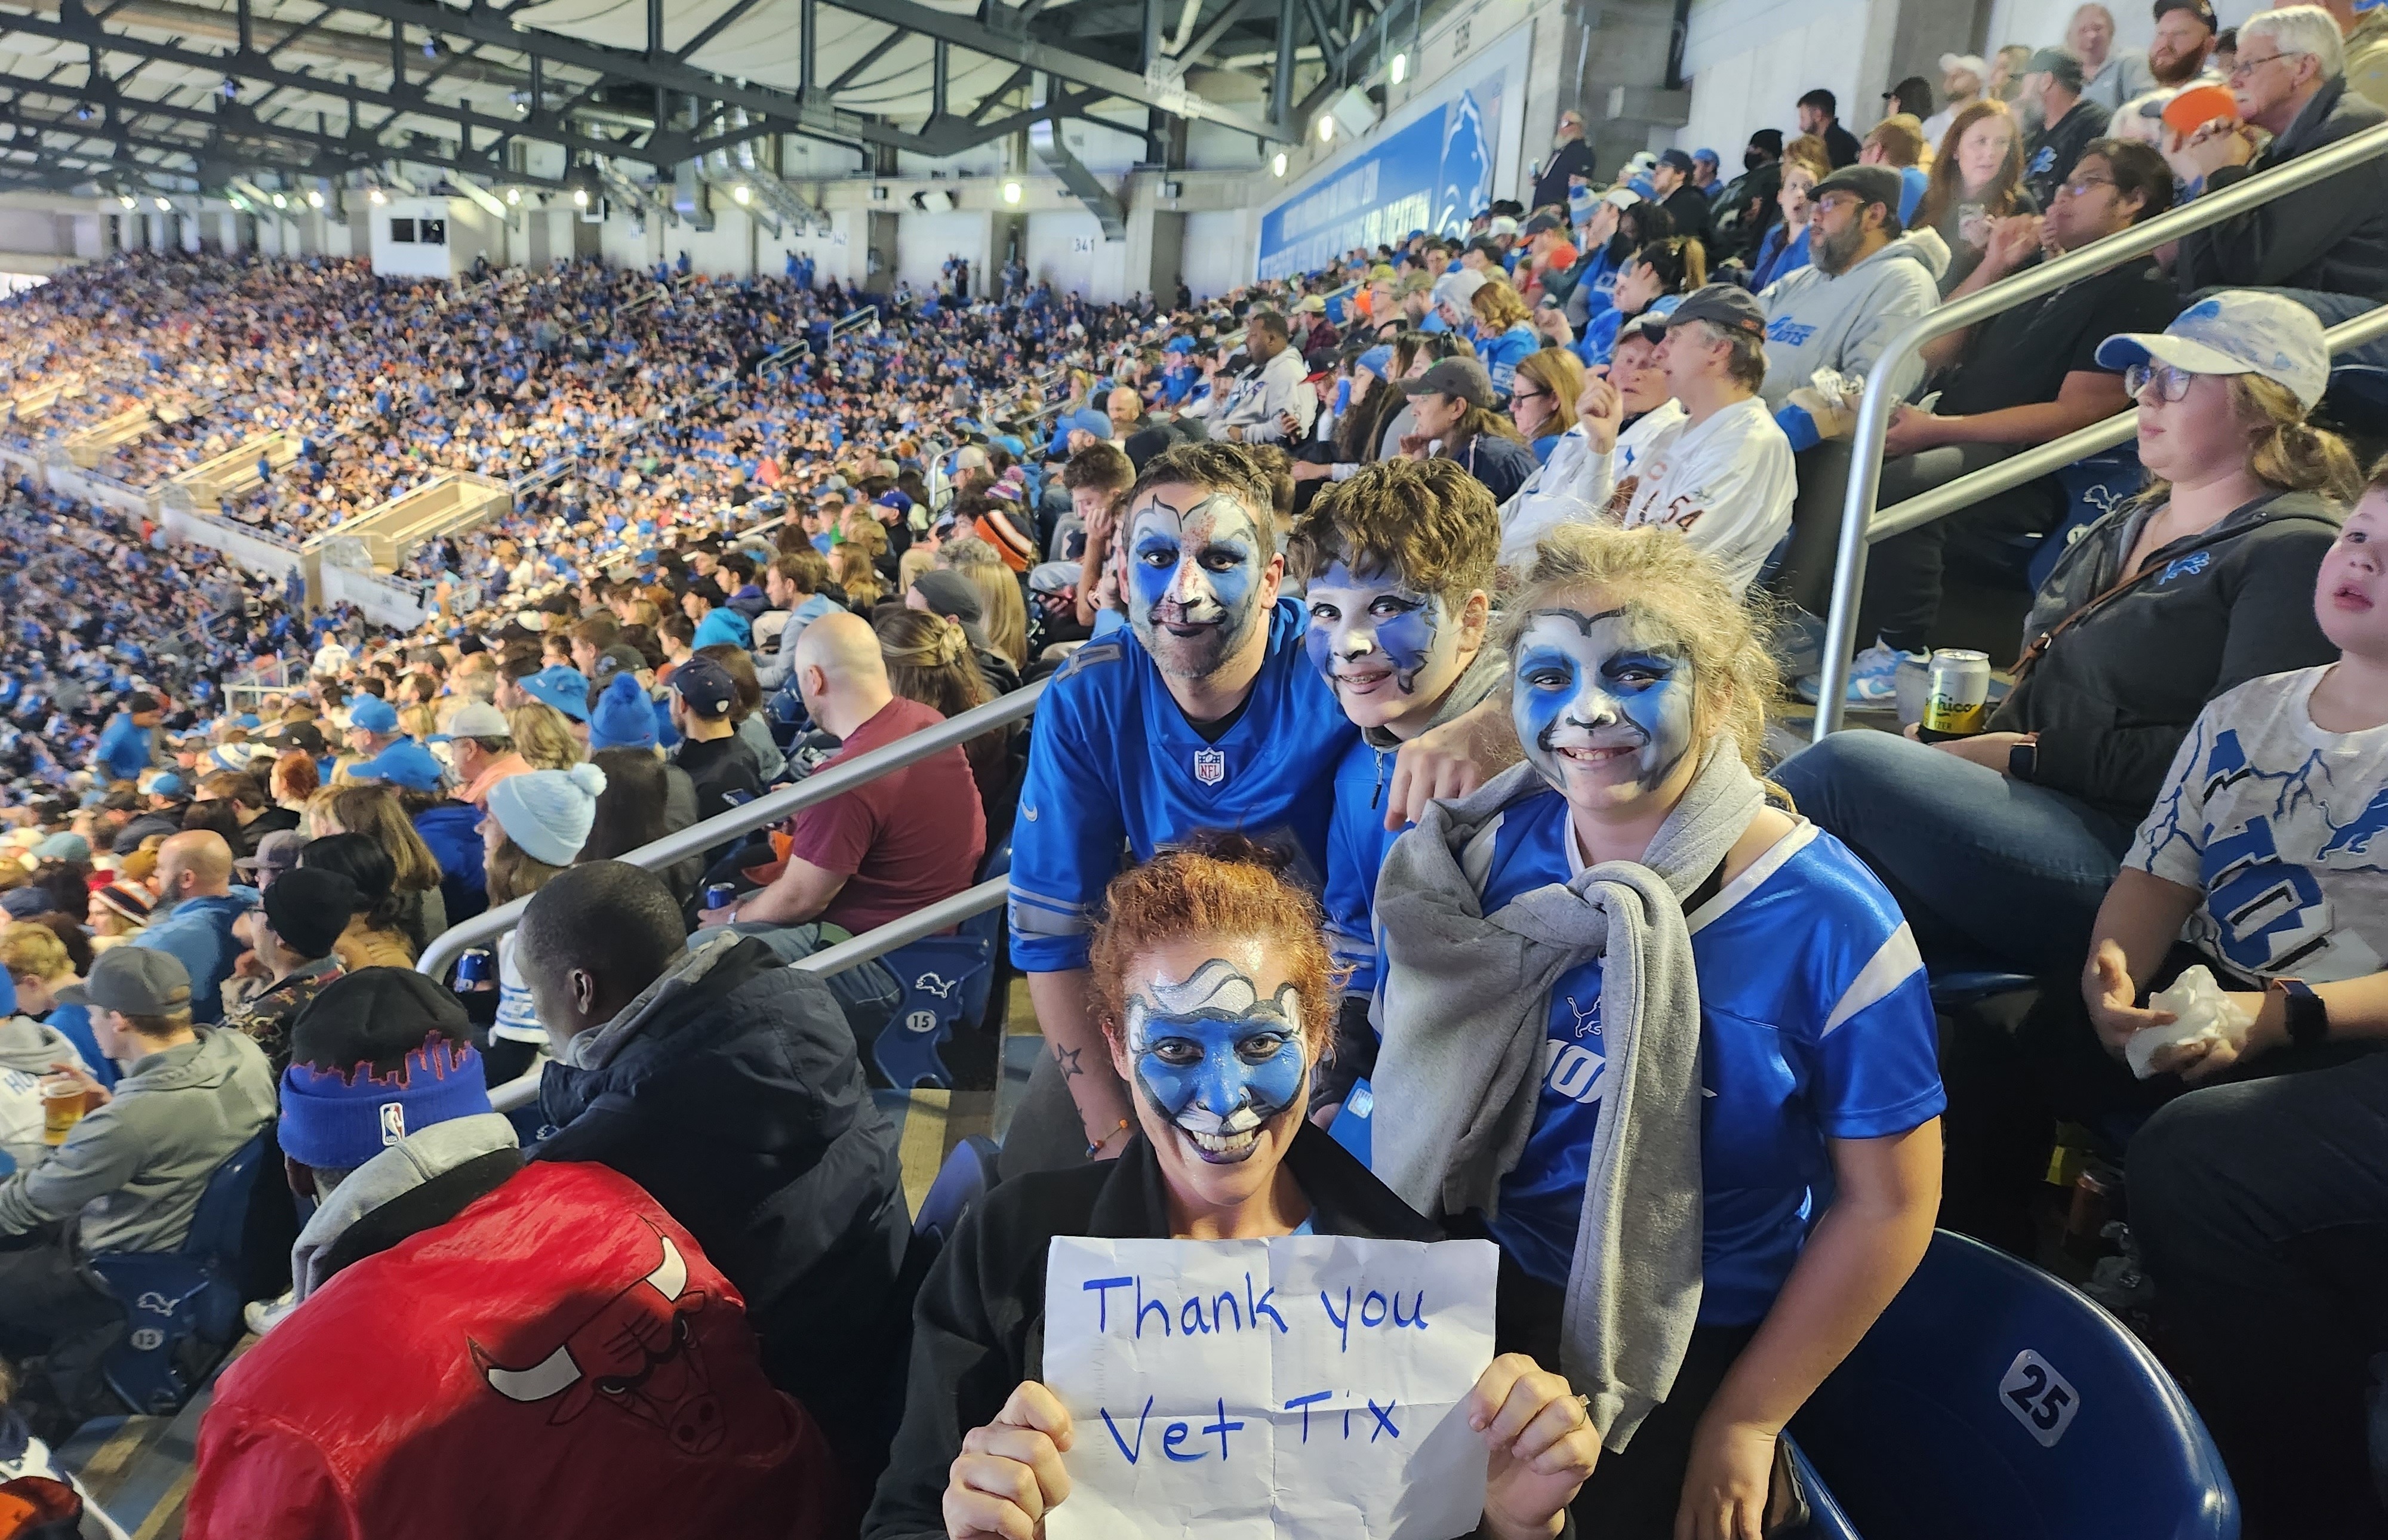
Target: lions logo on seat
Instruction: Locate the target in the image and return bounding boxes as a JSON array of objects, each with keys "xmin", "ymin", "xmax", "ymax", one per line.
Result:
[{"xmin": 913, "ymin": 972, "xmax": 960, "ymax": 999}]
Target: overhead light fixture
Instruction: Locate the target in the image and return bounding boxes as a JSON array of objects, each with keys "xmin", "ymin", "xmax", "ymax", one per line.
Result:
[
  {"xmin": 504, "ymin": 186, "xmax": 521, "ymax": 205},
  {"xmin": 153, "ymin": 196, "xmax": 170, "ymax": 211},
  {"xmin": 1002, "ymin": 179, "xmax": 1022, "ymax": 204},
  {"xmin": 306, "ymin": 189, "xmax": 324, "ymax": 208},
  {"xmin": 116, "ymin": 193, "xmax": 134, "ymax": 208},
  {"xmin": 271, "ymin": 192, "xmax": 286, "ymax": 208},
  {"xmin": 1390, "ymin": 52, "xmax": 1408, "ymax": 84},
  {"xmin": 731, "ymin": 184, "xmax": 750, "ymax": 205},
  {"xmin": 368, "ymin": 187, "xmax": 387, "ymax": 205},
  {"xmin": 1317, "ymin": 114, "xmax": 1335, "ymax": 143},
  {"xmin": 1272, "ymin": 150, "xmax": 1288, "ymax": 177},
  {"xmin": 228, "ymin": 194, "xmax": 248, "ymax": 211},
  {"xmin": 76, "ymin": 104, "xmax": 93, "ymax": 122},
  {"xmin": 421, "ymin": 36, "xmax": 439, "ymax": 58},
  {"xmin": 572, "ymin": 187, "xmax": 589, "ymax": 207},
  {"xmin": 221, "ymin": 78, "xmax": 239, "ymax": 100}
]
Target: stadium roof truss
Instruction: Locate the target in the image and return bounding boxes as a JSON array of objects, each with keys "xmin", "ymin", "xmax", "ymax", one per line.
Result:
[{"xmin": 0, "ymin": 0, "xmax": 1408, "ymax": 197}]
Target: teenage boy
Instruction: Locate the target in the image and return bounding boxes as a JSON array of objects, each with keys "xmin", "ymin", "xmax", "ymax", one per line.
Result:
[
  {"xmin": 1004, "ymin": 442, "xmax": 1507, "ymax": 1174},
  {"xmin": 1289, "ymin": 459, "xmax": 1507, "ymax": 1110}
]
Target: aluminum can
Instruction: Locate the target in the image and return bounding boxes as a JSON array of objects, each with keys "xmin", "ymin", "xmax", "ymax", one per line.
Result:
[{"xmin": 1920, "ymin": 648, "xmax": 1992, "ymax": 741}]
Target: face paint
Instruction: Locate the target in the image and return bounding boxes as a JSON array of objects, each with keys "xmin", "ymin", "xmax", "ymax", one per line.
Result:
[
  {"xmin": 1511, "ymin": 606, "xmax": 1697, "ymax": 797},
  {"xmin": 1127, "ymin": 487, "xmax": 1268, "ymax": 679},
  {"xmin": 1302, "ymin": 559, "xmax": 1453, "ymax": 717},
  {"xmin": 1124, "ymin": 957, "xmax": 1306, "ymax": 1164}
]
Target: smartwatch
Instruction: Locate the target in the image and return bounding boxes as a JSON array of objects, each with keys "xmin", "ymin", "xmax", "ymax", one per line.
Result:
[
  {"xmin": 2007, "ymin": 740, "xmax": 2038, "ymax": 781},
  {"xmin": 2272, "ymin": 977, "xmax": 2328, "ymax": 1048}
]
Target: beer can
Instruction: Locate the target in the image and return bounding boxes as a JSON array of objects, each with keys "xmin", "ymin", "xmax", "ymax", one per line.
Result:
[
  {"xmin": 453, "ymin": 948, "xmax": 492, "ymax": 990},
  {"xmin": 704, "ymin": 882, "xmax": 739, "ymax": 913},
  {"xmin": 1919, "ymin": 648, "xmax": 1992, "ymax": 741}
]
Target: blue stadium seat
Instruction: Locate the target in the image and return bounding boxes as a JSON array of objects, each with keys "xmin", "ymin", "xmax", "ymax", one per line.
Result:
[
  {"xmin": 1784, "ymin": 1433, "xmax": 1863, "ymax": 1539},
  {"xmin": 85, "ymin": 1131, "xmax": 269, "ymax": 1416},
  {"xmin": 1928, "ymin": 969, "xmax": 2036, "ymax": 1008},
  {"xmin": 1790, "ymin": 1229, "xmax": 2238, "ymax": 1540},
  {"xmin": 872, "ymin": 837, "xmax": 1013, "ymax": 1089},
  {"xmin": 913, "ymin": 1134, "xmax": 1001, "ymax": 1246},
  {"xmin": 2028, "ymin": 447, "xmax": 2144, "ymax": 592}
]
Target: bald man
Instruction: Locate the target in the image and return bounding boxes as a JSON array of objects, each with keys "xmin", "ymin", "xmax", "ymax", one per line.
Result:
[
  {"xmin": 698, "ymin": 610, "xmax": 986, "ymax": 1030},
  {"xmin": 134, "ymin": 830, "xmax": 253, "ymax": 1024},
  {"xmin": 1106, "ymin": 386, "xmax": 1144, "ymax": 442}
]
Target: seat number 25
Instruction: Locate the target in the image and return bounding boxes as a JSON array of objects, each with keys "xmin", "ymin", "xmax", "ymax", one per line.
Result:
[{"xmin": 1999, "ymin": 1349, "xmax": 2081, "ymax": 1448}]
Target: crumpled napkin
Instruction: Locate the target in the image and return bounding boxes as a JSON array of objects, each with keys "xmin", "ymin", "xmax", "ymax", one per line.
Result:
[{"xmin": 2127, "ymin": 965, "xmax": 2255, "ymax": 1079}]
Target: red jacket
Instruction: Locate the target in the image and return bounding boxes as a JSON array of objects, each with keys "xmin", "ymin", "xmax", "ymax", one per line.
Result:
[{"xmin": 185, "ymin": 1161, "xmax": 849, "ymax": 1540}]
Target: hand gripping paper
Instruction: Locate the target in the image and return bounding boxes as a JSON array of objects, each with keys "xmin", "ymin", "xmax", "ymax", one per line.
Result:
[{"xmin": 1042, "ymin": 1234, "xmax": 1499, "ymax": 1540}]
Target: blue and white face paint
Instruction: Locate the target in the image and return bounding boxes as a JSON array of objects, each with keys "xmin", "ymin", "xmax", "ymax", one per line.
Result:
[
  {"xmin": 1124, "ymin": 957, "xmax": 1306, "ymax": 1164},
  {"xmin": 1303, "ymin": 559, "xmax": 1458, "ymax": 726},
  {"xmin": 1512, "ymin": 605, "xmax": 1698, "ymax": 800},
  {"xmin": 1126, "ymin": 486, "xmax": 1270, "ymax": 679}
]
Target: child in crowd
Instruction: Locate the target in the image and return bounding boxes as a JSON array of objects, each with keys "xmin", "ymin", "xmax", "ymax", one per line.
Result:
[{"xmin": 1373, "ymin": 523, "xmax": 1944, "ymax": 1536}]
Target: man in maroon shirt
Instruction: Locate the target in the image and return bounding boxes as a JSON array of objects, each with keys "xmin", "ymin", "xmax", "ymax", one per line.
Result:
[{"xmin": 699, "ymin": 612, "xmax": 986, "ymax": 1028}]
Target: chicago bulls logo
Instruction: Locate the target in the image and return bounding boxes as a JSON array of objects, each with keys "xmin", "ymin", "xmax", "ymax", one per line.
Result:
[{"xmin": 471, "ymin": 1225, "xmax": 727, "ymax": 1455}]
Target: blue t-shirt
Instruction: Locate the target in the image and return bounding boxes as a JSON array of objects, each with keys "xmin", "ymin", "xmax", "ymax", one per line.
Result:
[
  {"xmin": 1475, "ymin": 324, "xmax": 1541, "ymax": 396},
  {"xmin": 1324, "ymin": 732, "xmax": 1402, "ymax": 994},
  {"xmin": 1008, "ymin": 598, "xmax": 1356, "ymax": 971},
  {"xmin": 1474, "ymin": 793, "xmax": 1944, "ymax": 1325}
]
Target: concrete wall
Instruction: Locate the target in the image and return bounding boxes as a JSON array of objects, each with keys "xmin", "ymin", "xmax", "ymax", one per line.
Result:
[
  {"xmin": 1679, "ymin": 0, "xmax": 1904, "ymax": 167},
  {"xmin": 368, "ymin": 197, "xmax": 464, "ymax": 279}
]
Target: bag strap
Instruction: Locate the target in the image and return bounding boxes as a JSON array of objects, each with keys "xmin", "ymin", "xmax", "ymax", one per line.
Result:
[{"xmin": 2012, "ymin": 558, "xmax": 2167, "ymax": 679}]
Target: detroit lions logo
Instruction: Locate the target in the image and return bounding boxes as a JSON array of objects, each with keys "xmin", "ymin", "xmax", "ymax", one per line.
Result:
[
  {"xmin": 2319, "ymin": 787, "xmax": 2388, "ymax": 859},
  {"xmin": 2158, "ymin": 550, "xmax": 2212, "ymax": 585},
  {"xmin": 912, "ymin": 972, "xmax": 961, "ymax": 999}
]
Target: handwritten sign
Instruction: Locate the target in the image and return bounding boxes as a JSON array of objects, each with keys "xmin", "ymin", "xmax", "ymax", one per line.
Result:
[{"xmin": 1043, "ymin": 1234, "xmax": 1498, "ymax": 1539}]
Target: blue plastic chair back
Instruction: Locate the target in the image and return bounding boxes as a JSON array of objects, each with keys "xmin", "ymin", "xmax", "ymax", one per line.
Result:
[
  {"xmin": 1790, "ymin": 1229, "xmax": 2238, "ymax": 1540},
  {"xmin": 1928, "ymin": 969, "xmax": 2037, "ymax": 1008},
  {"xmin": 1327, "ymin": 1077, "xmax": 1375, "ymax": 1167},
  {"xmin": 1784, "ymin": 1434, "xmax": 1863, "ymax": 1539},
  {"xmin": 2029, "ymin": 447, "xmax": 2144, "ymax": 592},
  {"xmin": 87, "ymin": 1129, "xmax": 270, "ymax": 1416},
  {"xmin": 869, "ymin": 836, "xmax": 1013, "ymax": 1089},
  {"xmin": 913, "ymin": 1134, "xmax": 1001, "ymax": 1246}
]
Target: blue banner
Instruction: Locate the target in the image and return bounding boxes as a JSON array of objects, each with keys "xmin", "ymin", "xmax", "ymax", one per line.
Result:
[{"xmin": 1255, "ymin": 74, "xmax": 1497, "ymax": 281}]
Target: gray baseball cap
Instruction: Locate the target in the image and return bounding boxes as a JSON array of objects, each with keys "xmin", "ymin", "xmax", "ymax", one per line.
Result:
[
  {"xmin": 1398, "ymin": 356, "xmax": 1497, "ymax": 408},
  {"xmin": 59, "ymin": 946, "xmax": 192, "ymax": 1015}
]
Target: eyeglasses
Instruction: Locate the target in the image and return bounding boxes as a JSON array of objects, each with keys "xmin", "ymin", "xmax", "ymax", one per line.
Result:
[
  {"xmin": 1510, "ymin": 387, "xmax": 1552, "ymax": 404},
  {"xmin": 2124, "ymin": 361, "xmax": 2197, "ymax": 402},
  {"xmin": 2227, "ymin": 49, "xmax": 2306, "ymax": 79},
  {"xmin": 2058, "ymin": 173, "xmax": 2118, "ymax": 198}
]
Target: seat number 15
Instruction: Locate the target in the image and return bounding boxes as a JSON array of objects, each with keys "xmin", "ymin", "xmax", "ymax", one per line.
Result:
[{"xmin": 1999, "ymin": 1349, "xmax": 2081, "ymax": 1448}]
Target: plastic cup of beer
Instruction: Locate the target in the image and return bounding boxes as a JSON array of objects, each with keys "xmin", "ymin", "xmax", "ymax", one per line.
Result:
[{"xmin": 41, "ymin": 1079, "xmax": 88, "ymax": 1145}]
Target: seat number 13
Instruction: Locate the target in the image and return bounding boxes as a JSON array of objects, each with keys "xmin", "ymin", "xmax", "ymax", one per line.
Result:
[{"xmin": 1999, "ymin": 1349, "xmax": 2080, "ymax": 1448}]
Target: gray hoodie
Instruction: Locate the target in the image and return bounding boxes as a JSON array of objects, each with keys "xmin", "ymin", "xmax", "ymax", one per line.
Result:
[
  {"xmin": 290, "ymin": 1111, "xmax": 520, "ymax": 1303},
  {"xmin": 1756, "ymin": 231, "xmax": 1949, "ymax": 411},
  {"xmin": 0, "ymin": 1026, "xmax": 275, "ymax": 1254},
  {"xmin": 0, "ymin": 1015, "xmax": 90, "ymax": 1169}
]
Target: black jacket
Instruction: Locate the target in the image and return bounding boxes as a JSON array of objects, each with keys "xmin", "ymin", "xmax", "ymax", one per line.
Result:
[
  {"xmin": 863, "ymin": 1125, "xmax": 1561, "ymax": 1540},
  {"xmin": 1993, "ymin": 488, "xmax": 2341, "ymax": 821},
  {"xmin": 534, "ymin": 936, "xmax": 915, "ymax": 1477},
  {"xmin": 1531, "ymin": 137, "xmax": 1599, "ymax": 213},
  {"xmin": 2175, "ymin": 75, "xmax": 2388, "ymax": 300}
]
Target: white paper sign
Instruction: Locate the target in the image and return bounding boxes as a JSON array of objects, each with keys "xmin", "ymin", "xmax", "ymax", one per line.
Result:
[{"xmin": 1042, "ymin": 1234, "xmax": 1498, "ymax": 1540}]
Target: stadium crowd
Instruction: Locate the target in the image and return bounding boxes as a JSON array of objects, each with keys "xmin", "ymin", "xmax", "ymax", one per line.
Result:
[{"xmin": 0, "ymin": 2, "xmax": 2386, "ymax": 1535}]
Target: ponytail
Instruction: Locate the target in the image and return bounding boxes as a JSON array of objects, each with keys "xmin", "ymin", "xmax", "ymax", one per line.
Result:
[{"xmin": 2237, "ymin": 375, "xmax": 2361, "ymax": 501}]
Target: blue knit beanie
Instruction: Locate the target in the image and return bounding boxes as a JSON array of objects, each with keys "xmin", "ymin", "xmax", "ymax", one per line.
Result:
[
  {"xmin": 587, "ymin": 673, "xmax": 657, "ymax": 752},
  {"xmin": 281, "ymin": 1038, "xmax": 492, "ymax": 1169},
  {"xmin": 485, "ymin": 762, "xmax": 608, "ymax": 866}
]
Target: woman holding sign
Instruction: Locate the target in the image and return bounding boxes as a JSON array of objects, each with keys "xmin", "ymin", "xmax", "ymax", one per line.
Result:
[
  {"xmin": 866, "ymin": 837, "xmax": 1604, "ymax": 1540},
  {"xmin": 1371, "ymin": 524, "xmax": 1946, "ymax": 1540}
]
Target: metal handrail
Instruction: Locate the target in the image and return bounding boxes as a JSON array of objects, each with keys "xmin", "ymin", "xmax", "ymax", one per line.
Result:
[
  {"xmin": 415, "ymin": 678, "xmax": 1047, "ymax": 979},
  {"xmin": 795, "ymin": 876, "xmax": 1007, "ymax": 978},
  {"xmin": 1809, "ymin": 115, "xmax": 2388, "ymax": 738}
]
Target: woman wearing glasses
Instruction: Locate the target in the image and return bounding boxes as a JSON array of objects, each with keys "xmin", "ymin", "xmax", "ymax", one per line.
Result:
[
  {"xmin": 1775, "ymin": 291, "xmax": 2356, "ymax": 981},
  {"xmin": 1507, "ymin": 346, "xmax": 1586, "ymax": 463}
]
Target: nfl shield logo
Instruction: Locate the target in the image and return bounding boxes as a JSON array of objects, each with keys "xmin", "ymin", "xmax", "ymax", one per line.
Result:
[{"xmin": 1193, "ymin": 749, "xmax": 1227, "ymax": 786}]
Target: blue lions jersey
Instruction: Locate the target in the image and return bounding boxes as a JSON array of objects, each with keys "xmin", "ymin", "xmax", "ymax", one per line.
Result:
[
  {"xmin": 1324, "ymin": 733, "xmax": 1405, "ymax": 996},
  {"xmin": 1008, "ymin": 598, "xmax": 1357, "ymax": 972},
  {"xmin": 1475, "ymin": 790, "xmax": 1944, "ymax": 1325}
]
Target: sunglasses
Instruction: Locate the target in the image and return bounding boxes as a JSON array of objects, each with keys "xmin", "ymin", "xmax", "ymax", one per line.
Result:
[{"xmin": 2124, "ymin": 361, "xmax": 2197, "ymax": 403}]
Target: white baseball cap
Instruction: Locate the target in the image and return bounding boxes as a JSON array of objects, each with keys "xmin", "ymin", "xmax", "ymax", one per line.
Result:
[
  {"xmin": 1940, "ymin": 52, "xmax": 1987, "ymax": 79},
  {"xmin": 2095, "ymin": 291, "xmax": 2331, "ymax": 411}
]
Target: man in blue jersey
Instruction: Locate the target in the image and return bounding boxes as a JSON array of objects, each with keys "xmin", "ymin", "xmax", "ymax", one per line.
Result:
[
  {"xmin": 1004, "ymin": 442, "xmax": 1509, "ymax": 1173},
  {"xmin": 1285, "ymin": 458, "xmax": 1507, "ymax": 1114}
]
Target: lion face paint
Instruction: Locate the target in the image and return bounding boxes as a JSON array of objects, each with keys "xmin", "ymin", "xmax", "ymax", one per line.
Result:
[
  {"xmin": 1512, "ymin": 606, "xmax": 1697, "ymax": 800},
  {"xmin": 1125, "ymin": 488, "xmax": 1270, "ymax": 679},
  {"xmin": 1302, "ymin": 559, "xmax": 1458, "ymax": 729},
  {"xmin": 1123, "ymin": 957, "xmax": 1306, "ymax": 1165}
]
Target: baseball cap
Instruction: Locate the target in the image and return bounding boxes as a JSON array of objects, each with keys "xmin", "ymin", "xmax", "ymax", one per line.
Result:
[
  {"xmin": 347, "ymin": 695, "xmax": 399, "ymax": 736},
  {"xmin": 1638, "ymin": 283, "xmax": 1768, "ymax": 344},
  {"xmin": 1813, "ymin": 164, "xmax": 1908, "ymax": 222},
  {"xmin": 1657, "ymin": 147, "xmax": 1695, "ymax": 174},
  {"xmin": 1940, "ymin": 51, "xmax": 1989, "ymax": 78},
  {"xmin": 1523, "ymin": 212, "xmax": 1564, "ymax": 236},
  {"xmin": 1692, "ymin": 147, "xmax": 1719, "ymax": 166},
  {"xmin": 1599, "ymin": 186, "xmax": 1644, "ymax": 210},
  {"xmin": 60, "ymin": 946, "xmax": 191, "ymax": 1015},
  {"xmin": 1399, "ymin": 356, "xmax": 1497, "ymax": 409},
  {"xmin": 2152, "ymin": 0, "xmax": 2216, "ymax": 29},
  {"xmin": 261, "ymin": 867, "xmax": 358, "ymax": 960},
  {"xmin": 270, "ymin": 721, "xmax": 327, "ymax": 756},
  {"xmin": 668, "ymin": 655, "xmax": 738, "ymax": 719},
  {"xmin": 2163, "ymin": 82, "xmax": 2238, "ymax": 138},
  {"xmin": 349, "ymin": 737, "xmax": 445, "ymax": 794},
  {"xmin": 518, "ymin": 664, "xmax": 591, "ymax": 722},
  {"xmin": 1432, "ymin": 268, "xmax": 1490, "ymax": 315},
  {"xmin": 2094, "ymin": 291, "xmax": 2332, "ymax": 411},
  {"xmin": 1294, "ymin": 294, "xmax": 1327, "ymax": 313},
  {"xmin": 235, "ymin": 827, "xmax": 307, "ymax": 879},
  {"xmin": 2025, "ymin": 46, "xmax": 2085, "ymax": 91},
  {"xmin": 590, "ymin": 643, "xmax": 647, "ymax": 682},
  {"xmin": 444, "ymin": 701, "xmax": 511, "ymax": 740}
]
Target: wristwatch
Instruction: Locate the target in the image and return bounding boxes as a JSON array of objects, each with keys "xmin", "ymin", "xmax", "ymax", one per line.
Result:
[
  {"xmin": 2007, "ymin": 740, "xmax": 2038, "ymax": 781},
  {"xmin": 2271, "ymin": 977, "xmax": 2329, "ymax": 1048}
]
